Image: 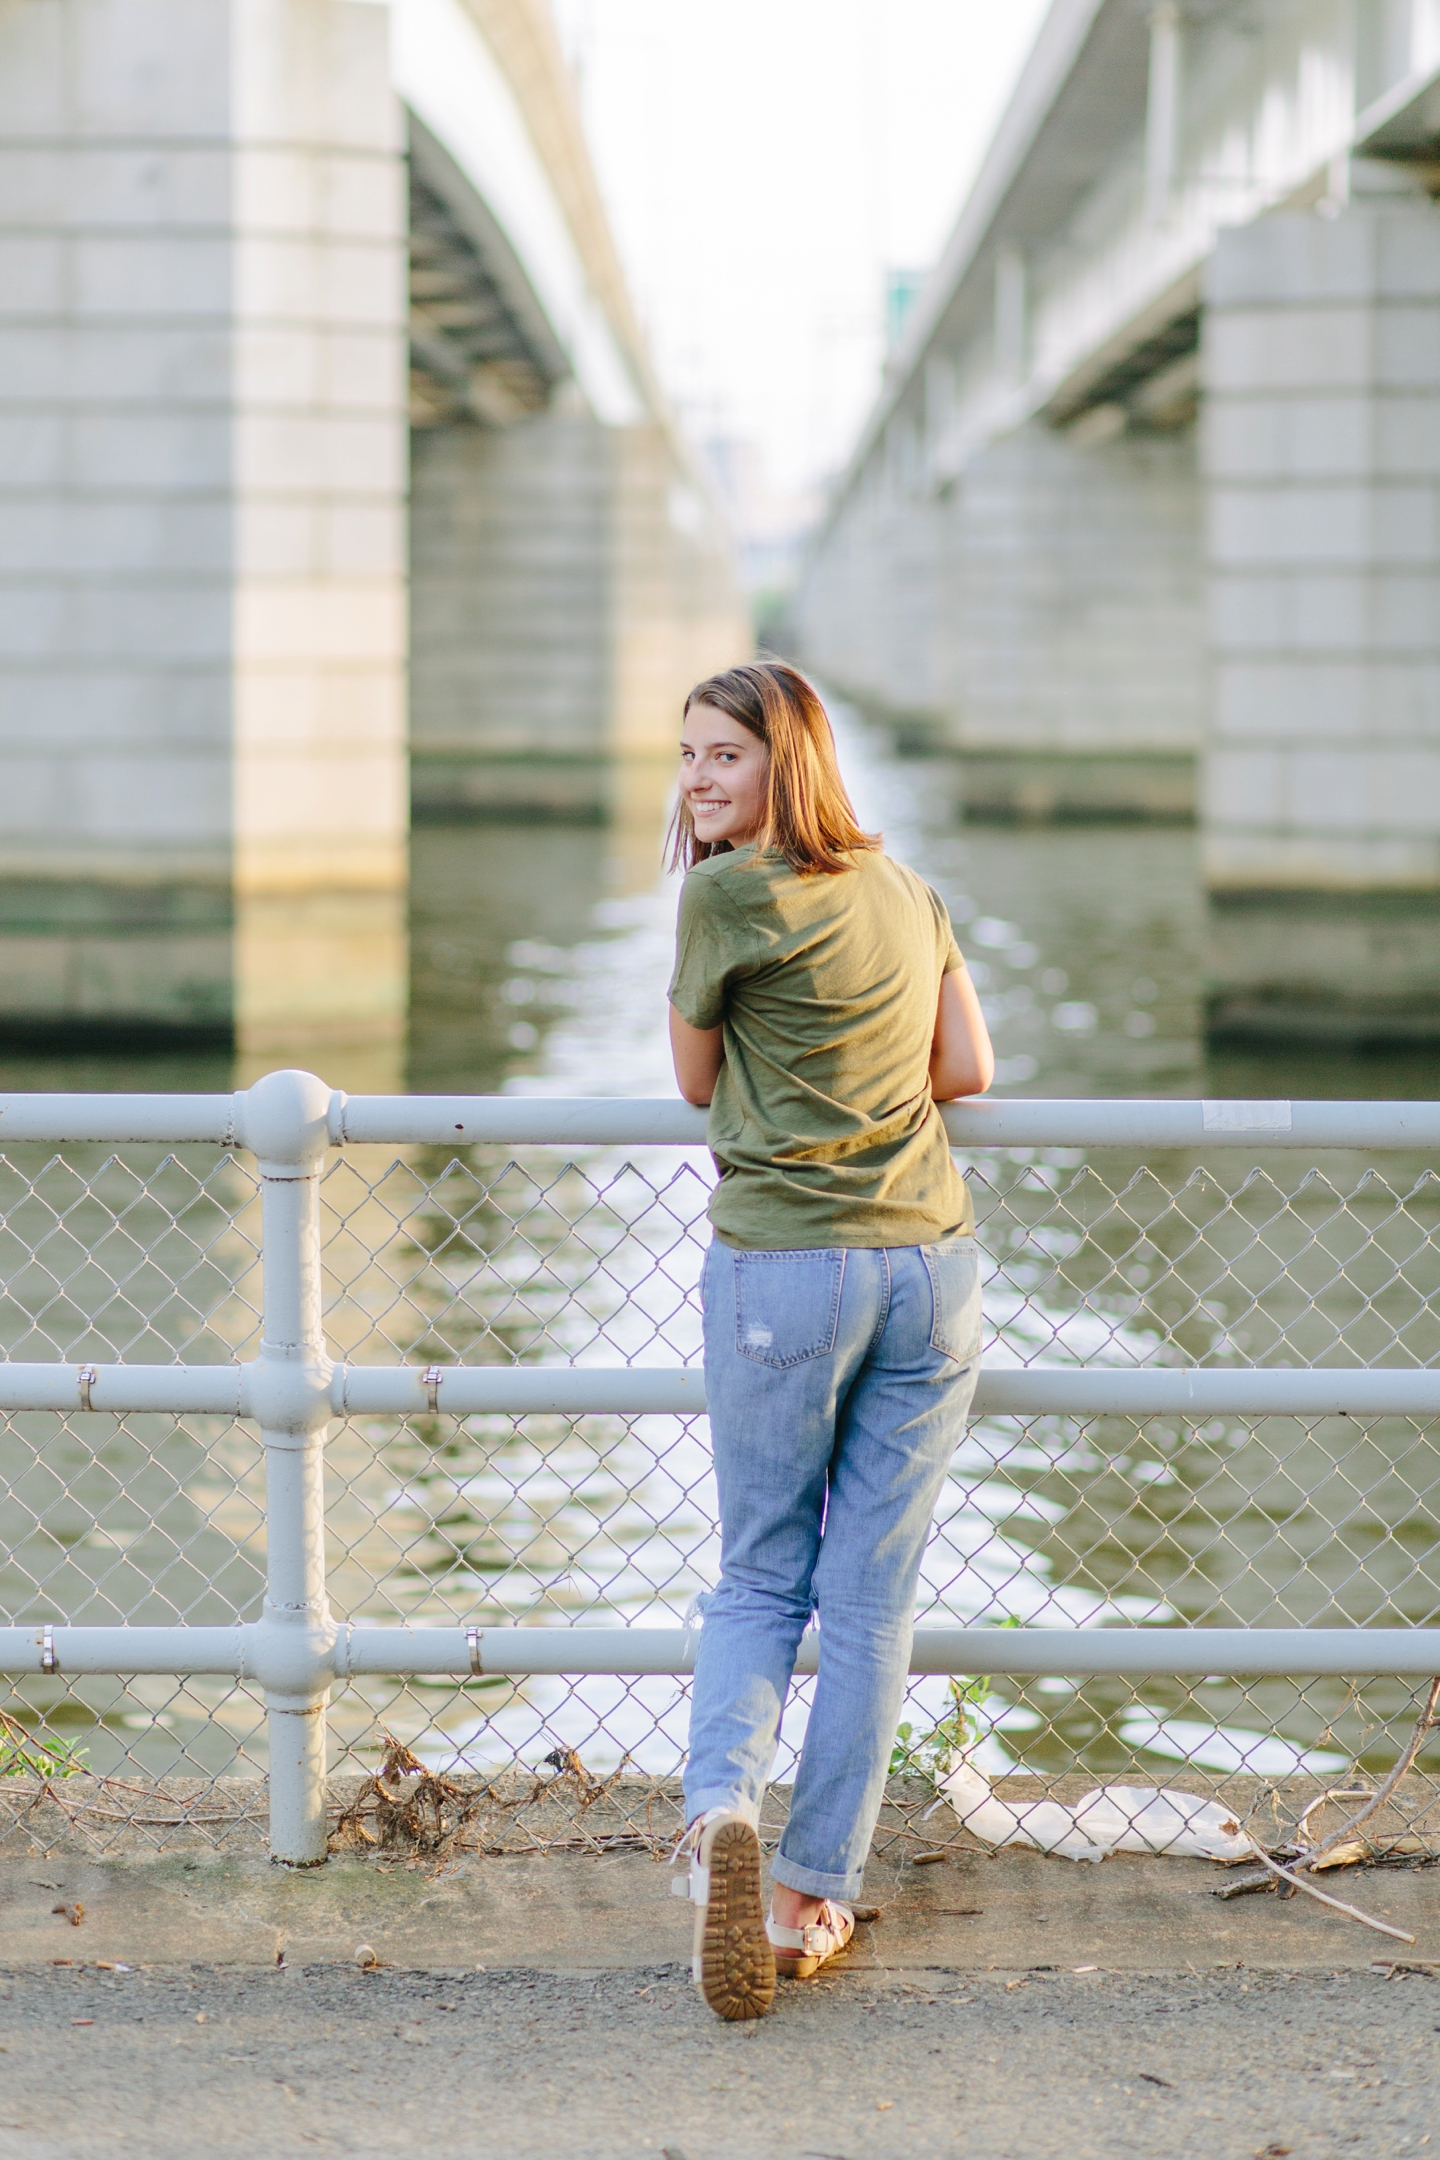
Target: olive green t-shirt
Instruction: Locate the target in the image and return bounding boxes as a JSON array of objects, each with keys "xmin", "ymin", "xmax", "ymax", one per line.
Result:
[{"xmin": 668, "ymin": 844, "xmax": 973, "ymax": 1249}]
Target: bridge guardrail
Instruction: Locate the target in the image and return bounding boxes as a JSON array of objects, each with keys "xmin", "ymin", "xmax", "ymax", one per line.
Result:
[{"xmin": 1, "ymin": 1072, "xmax": 1437, "ymax": 1863}]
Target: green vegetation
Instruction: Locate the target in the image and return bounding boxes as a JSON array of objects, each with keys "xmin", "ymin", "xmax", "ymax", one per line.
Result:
[
  {"xmin": 890, "ymin": 1617, "xmax": 1023, "ymax": 1781},
  {"xmin": 0, "ymin": 1705, "xmax": 88, "ymax": 1779}
]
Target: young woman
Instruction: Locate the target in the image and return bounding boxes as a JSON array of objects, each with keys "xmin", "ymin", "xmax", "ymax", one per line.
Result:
[{"xmin": 667, "ymin": 661, "xmax": 994, "ymax": 2021}]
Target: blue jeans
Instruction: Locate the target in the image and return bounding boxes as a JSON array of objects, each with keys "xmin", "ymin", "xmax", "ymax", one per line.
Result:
[{"xmin": 685, "ymin": 1237, "xmax": 982, "ymax": 1901}]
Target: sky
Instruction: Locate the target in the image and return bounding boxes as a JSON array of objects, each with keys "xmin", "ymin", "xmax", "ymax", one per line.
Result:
[{"xmin": 550, "ymin": 0, "xmax": 1050, "ymax": 516}]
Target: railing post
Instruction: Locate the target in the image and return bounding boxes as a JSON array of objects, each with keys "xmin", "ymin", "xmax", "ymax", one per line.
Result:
[{"xmin": 239, "ymin": 1069, "xmax": 338, "ymax": 1866}]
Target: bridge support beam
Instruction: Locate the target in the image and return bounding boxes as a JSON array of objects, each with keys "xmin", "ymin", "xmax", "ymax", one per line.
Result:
[
  {"xmin": 410, "ymin": 407, "xmax": 613, "ymax": 825},
  {"xmin": 409, "ymin": 407, "xmax": 742, "ymax": 851},
  {"xmin": 1202, "ymin": 169, "xmax": 1440, "ymax": 1045},
  {"xmin": 0, "ymin": 0, "xmax": 410, "ymax": 1082},
  {"xmin": 796, "ymin": 422, "xmax": 1202, "ymax": 823},
  {"xmin": 939, "ymin": 424, "xmax": 1201, "ymax": 821}
]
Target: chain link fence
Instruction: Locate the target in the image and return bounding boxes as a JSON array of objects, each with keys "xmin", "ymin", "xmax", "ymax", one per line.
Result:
[{"xmin": 3, "ymin": 1121, "xmax": 1439, "ymax": 1864}]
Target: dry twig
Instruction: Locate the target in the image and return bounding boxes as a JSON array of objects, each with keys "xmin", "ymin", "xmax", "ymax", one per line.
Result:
[
  {"xmin": 1241, "ymin": 1848, "xmax": 1416, "ymax": 1945},
  {"xmin": 1297, "ymin": 1676, "xmax": 1440, "ymax": 1869},
  {"xmin": 1218, "ymin": 1676, "xmax": 1440, "ymax": 1903}
]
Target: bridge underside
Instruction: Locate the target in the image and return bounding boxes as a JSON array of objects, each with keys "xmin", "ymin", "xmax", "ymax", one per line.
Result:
[
  {"xmin": 797, "ymin": 0, "xmax": 1440, "ymax": 1045},
  {"xmin": 402, "ymin": 108, "xmax": 740, "ymax": 840}
]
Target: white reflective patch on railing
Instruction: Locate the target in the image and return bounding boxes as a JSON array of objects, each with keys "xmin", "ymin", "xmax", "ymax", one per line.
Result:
[{"xmin": 1203, "ymin": 1100, "xmax": 1293, "ymax": 1134}]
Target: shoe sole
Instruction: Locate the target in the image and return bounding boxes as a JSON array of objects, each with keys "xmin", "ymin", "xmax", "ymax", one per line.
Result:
[{"xmin": 695, "ymin": 1819, "xmax": 775, "ymax": 2022}]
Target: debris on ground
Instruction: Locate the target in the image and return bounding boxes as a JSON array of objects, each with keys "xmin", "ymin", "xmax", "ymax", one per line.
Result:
[
  {"xmin": 327, "ymin": 1732, "xmax": 652, "ymax": 1860},
  {"xmin": 1216, "ymin": 1677, "xmax": 1440, "ymax": 1917},
  {"xmin": 1292, "ymin": 1785, "xmax": 1440, "ymax": 1872},
  {"xmin": 329, "ymin": 1735, "xmax": 485, "ymax": 1854},
  {"xmin": 941, "ymin": 1762, "xmax": 1256, "ymax": 1862}
]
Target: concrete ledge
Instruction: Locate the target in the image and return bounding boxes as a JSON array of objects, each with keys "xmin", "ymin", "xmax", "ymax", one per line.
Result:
[
  {"xmin": 837, "ymin": 721, "xmax": 1198, "ymax": 822},
  {"xmin": 3, "ymin": 1771, "xmax": 1435, "ymax": 1977},
  {"xmin": 953, "ymin": 752, "xmax": 1196, "ymax": 825},
  {"xmin": 8, "ymin": 1771, "xmax": 1435, "ymax": 1859},
  {"xmin": 1207, "ymin": 887, "xmax": 1440, "ymax": 1043},
  {"xmin": 3, "ymin": 1835, "xmax": 1436, "ymax": 1977}
]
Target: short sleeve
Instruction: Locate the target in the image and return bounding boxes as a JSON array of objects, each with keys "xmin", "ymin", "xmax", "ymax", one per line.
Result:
[
  {"xmin": 668, "ymin": 870, "xmax": 745, "ymax": 1029},
  {"xmin": 925, "ymin": 882, "xmax": 964, "ymax": 976}
]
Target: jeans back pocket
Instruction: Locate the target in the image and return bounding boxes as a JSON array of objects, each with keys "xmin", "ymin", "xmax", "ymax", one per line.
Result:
[
  {"xmin": 920, "ymin": 1237, "xmax": 982, "ymax": 1363},
  {"xmin": 734, "ymin": 1249, "xmax": 845, "ymax": 1368}
]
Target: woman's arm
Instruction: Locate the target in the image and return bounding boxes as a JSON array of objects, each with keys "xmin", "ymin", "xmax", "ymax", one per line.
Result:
[
  {"xmin": 930, "ymin": 966, "xmax": 995, "ymax": 1100},
  {"xmin": 670, "ymin": 1004, "xmax": 725, "ymax": 1106}
]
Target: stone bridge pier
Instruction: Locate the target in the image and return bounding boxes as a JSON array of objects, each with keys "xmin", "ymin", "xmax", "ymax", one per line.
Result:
[
  {"xmin": 0, "ymin": 0, "xmax": 411, "ymax": 1082},
  {"xmin": 1203, "ymin": 168, "xmax": 1440, "ymax": 1043},
  {"xmin": 0, "ymin": 0, "xmax": 744, "ymax": 1080}
]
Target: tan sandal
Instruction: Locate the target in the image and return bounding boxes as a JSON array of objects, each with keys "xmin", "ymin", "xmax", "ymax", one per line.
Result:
[
  {"xmin": 765, "ymin": 1899, "xmax": 855, "ymax": 1979},
  {"xmin": 673, "ymin": 1809, "xmax": 776, "ymax": 2021}
]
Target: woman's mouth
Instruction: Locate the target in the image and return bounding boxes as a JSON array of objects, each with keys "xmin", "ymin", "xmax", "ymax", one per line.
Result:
[{"xmin": 693, "ymin": 799, "xmax": 730, "ymax": 816}]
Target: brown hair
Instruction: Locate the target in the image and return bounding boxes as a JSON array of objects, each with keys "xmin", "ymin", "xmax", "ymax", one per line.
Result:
[{"xmin": 668, "ymin": 660, "xmax": 880, "ymax": 876}]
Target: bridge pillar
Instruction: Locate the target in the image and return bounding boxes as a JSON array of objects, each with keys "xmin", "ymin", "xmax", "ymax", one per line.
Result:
[
  {"xmin": 409, "ymin": 405, "xmax": 742, "ymax": 865},
  {"xmin": 0, "ymin": 0, "xmax": 409, "ymax": 1081},
  {"xmin": 795, "ymin": 420, "xmax": 1202, "ymax": 821},
  {"xmin": 792, "ymin": 476, "xmax": 949, "ymax": 754},
  {"xmin": 938, "ymin": 424, "xmax": 1201, "ymax": 820},
  {"xmin": 410, "ymin": 408, "xmax": 612, "ymax": 825},
  {"xmin": 1202, "ymin": 170, "xmax": 1440, "ymax": 1043}
]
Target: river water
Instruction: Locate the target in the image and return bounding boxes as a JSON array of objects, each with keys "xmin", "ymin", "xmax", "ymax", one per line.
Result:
[
  {"xmin": 3, "ymin": 701, "xmax": 1438, "ymax": 1803},
  {"xmin": 406, "ymin": 701, "xmax": 1438, "ymax": 1110}
]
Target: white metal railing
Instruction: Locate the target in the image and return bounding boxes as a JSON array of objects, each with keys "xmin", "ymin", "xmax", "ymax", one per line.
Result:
[{"xmin": 1, "ymin": 1069, "xmax": 1437, "ymax": 1862}]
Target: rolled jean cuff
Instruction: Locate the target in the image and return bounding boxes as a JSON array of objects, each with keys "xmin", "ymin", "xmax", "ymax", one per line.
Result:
[
  {"xmin": 681, "ymin": 1785, "xmax": 761, "ymax": 1830},
  {"xmin": 770, "ymin": 1850, "xmax": 865, "ymax": 1902}
]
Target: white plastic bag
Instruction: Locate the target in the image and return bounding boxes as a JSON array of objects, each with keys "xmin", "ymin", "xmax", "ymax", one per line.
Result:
[{"xmin": 940, "ymin": 1760, "xmax": 1256, "ymax": 1864}]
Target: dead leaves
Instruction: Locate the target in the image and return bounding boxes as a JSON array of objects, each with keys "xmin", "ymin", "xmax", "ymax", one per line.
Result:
[
  {"xmin": 330, "ymin": 1734, "xmax": 482, "ymax": 1856},
  {"xmin": 328, "ymin": 1731, "xmax": 638, "ymax": 1861}
]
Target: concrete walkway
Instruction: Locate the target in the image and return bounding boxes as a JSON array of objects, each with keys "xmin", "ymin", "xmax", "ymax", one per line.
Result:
[
  {"xmin": 3, "ymin": 1837, "xmax": 1437, "ymax": 1972},
  {"xmin": 2, "ymin": 1842, "xmax": 1438, "ymax": 2155}
]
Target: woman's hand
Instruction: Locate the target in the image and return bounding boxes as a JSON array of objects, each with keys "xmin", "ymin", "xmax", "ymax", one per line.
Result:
[
  {"xmin": 670, "ymin": 1004, "xmax": 725, "ymax": 1105},
  {"xmin": 930, "ymin": 967, "xmax": 995, "ymax": 1099}
]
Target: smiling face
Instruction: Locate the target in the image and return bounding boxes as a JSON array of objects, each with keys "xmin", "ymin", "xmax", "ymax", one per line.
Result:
[{"xmin": 678, "ymin": 700, "xmax": 769, "ymax": 850}]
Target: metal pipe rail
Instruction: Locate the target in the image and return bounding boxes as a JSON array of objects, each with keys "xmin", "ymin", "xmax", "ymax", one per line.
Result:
[
  {"xmin": 7, "ymin": 1623, "xmax": 1440, "ymax": 1682},
  {"xmin": 0, "ymin": 1090, "xmax": 1438, "ymax": 1152},
  {"xmin": 7, "ymin": 1359, "xmax": 1440, "ymax": 1422},
  {"xmin": 3, "ymin": 1069, "xmax": 1437, "ymax": 1863}
]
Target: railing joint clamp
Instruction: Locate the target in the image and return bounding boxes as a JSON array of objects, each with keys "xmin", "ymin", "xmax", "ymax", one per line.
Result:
[
  {"xmin": 466, "ymin": 1625, "xmax": 482, "ymax": 1676},
  {"xmin": 77, "ymin": 1365, "xmax": 96, "ymax": 1413},
  {"xmin": 40, "ymin": 1623, "xmax": 57, "ymax": 1675},
  {"xmin": 422, "ymin": 1366, "xmax": 443, "ymax": 1415}
]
